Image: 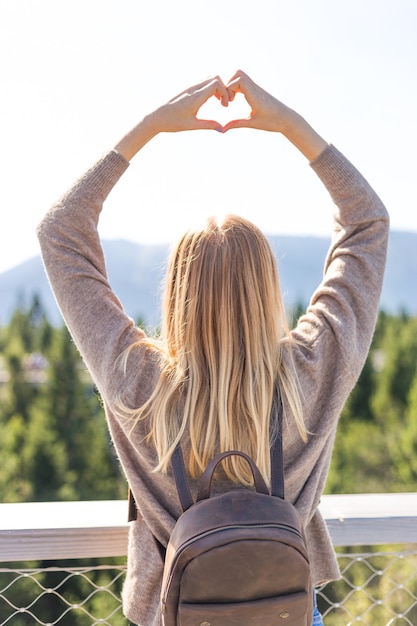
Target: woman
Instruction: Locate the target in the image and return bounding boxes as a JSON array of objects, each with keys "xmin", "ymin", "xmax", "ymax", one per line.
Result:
[{"xmin": 37, "ymin": 71, "xmax": 389, "ymax": 626}]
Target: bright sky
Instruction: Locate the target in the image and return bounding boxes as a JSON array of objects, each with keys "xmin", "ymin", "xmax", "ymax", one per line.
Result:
[{"xmin": 1, "ymin": 0, "xmax": 416, "ymax": 274}]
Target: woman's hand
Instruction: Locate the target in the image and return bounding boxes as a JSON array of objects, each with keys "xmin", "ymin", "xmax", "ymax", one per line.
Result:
[
  {"xmin": 114, "ymin": 71, "xmax": 327, "ymax": 162},
  {"xmin": 223, "ymin": 70, "xmax": 297, "ymax": 134},
  {"xmin": 223, "ymin": 70, "xmax": 328, "ymax": 161},
  {"xmin": 149, "ymin": 76, "xmax": 230, "ymax": 133},
  {"xmin": 115, "ymin": 76, "xmax": 230, "ymax": 160}
]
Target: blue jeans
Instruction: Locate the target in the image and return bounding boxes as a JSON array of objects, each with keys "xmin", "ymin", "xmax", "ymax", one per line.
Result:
[{"xmin": 312, "ymin": 589, "xmax": 324, "ymax": 626}]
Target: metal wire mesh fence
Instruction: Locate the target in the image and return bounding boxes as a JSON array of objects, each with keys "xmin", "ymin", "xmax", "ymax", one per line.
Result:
[
  {"xmin": 0, "ymin": 547, "xmax": 416, "ymax": 625},
  {"xmin": 0, "ymin": 561, "xmax": 127, "ymax": 626},
  {"xmin": 318, "ymin": 546, "xmax": 417, "ymax": 625}
]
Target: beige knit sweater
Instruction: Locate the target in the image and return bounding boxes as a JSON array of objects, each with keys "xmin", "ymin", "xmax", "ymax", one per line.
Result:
[{"xmin": 37, "ymin": 144, "xmax": 389, "ymax": 625}]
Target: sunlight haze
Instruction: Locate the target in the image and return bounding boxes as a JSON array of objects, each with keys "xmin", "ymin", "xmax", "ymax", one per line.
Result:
[{"xmin": 1, "ymin": 0, "xmax": 416, "ymax": 273}]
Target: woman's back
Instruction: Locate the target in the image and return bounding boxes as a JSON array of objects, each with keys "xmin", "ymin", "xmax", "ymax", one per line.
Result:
[{"xmin": 37, "ymin": 72, "xmax": 389, "ymax": 626}]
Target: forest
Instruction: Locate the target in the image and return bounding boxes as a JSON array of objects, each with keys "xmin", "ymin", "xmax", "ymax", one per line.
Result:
[{"xmin": 0, "ymin": 295, "xmax": 416, "ymax": 624}]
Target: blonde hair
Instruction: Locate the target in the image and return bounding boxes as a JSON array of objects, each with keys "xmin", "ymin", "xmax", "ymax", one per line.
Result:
[{"xmin": 120, "ymin": 215, "xmax": 306, "ymax": 485}]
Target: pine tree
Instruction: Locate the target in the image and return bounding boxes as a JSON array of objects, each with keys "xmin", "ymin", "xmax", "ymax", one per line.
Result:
[{"xmin": 0, "ymin": 295, "xmax": 126, "ymax": 502}]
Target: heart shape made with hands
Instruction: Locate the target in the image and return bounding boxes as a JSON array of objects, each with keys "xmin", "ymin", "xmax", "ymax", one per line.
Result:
[{"xmin": 197, "ymin": 92, "xmax": 252, "ymax": 127}]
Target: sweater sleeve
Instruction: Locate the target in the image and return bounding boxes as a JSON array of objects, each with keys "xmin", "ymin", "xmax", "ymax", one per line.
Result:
[
  {"xmin": 301, "ymin": 144, "xmax": 389, "ymax": 379},
  {"xmin": 36, "ymin": 150, "xmax": 144, "ymax": 395},
  {"xmin": 283, "ymin": 145, "xmax": 389, "ymax": 510}
]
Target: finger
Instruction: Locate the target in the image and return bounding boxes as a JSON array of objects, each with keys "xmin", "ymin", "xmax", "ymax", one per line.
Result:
[
  {"xmin": 227, "ymin": 70, "xmax": 258, "ymax": 104},
  {"xmin": 227, "ymin": 69, "xmax": 249, "ymax": 85},
  {"xmin": 222, "ymin": 116, "xmax": 255, "ymax": 132},
  {"xmin": 168, "ymin": 76, "xmax": 223, "ymax": 103},
  {"xmin": 214, "ymin": 91, "xmax": 231, "ymax": 107},
  {"xmin": 226, "ymin": 76, "xmax": 243, "ymax": 99},
  {"xmin": 193, "ymin": 117, "xmax": 224, "ymax": 131},
  {"xmin": 226, "ymin": 69, "xmax": 251, "ymax": 92},
  {"xmin": 227, "ymin": 87, "xmax": 236, "ymax": 102},
  {"xmin": 200, "ymin": 76, "xmax": 230, "ymax": 107}
]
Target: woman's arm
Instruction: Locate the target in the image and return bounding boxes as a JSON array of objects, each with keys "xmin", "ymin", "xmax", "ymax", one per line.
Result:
[{"xmin": 37, "ymin": 76, "xmax": 231, "ymax": 393}]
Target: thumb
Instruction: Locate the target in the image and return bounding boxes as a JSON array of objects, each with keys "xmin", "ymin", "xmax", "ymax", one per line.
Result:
[
  {"xmin": 222, "ymin": 116, "xmax": 254, "ymax": 132},
  {"xmin": 194, "ymin": 117, "xmax": 224, "ymax": 131}
]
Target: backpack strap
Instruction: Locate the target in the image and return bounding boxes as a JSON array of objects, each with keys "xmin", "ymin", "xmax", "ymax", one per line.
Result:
[
  {"xmin": 196, "ymin": 450, "xmax": 270, "ymax": 502},
  {"xmin": 127, "ymin": 445, "xmax": 195, "ymax": 520},
  {"xmin": 270, "ymin": 408, "xmax": 285, "ymax": 499},
  {"xmin": 171, "ymin": 443, "xmax": 194, "ymax": 511},
  {"xmin": 172, "ymin": 399, "xmax": 285, "ymax": 512}
]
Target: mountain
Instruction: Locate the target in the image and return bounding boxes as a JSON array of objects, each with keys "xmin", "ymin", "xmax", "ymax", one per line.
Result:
[{"xmin": 1, "ymin": 231, "xmax": 416, "ymax": 328}]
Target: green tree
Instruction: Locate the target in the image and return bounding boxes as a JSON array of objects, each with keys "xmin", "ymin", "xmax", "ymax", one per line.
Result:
[
  {"xmin": 326, "ymin": 311, "xmax": 417, "ymax": 495},
  {"xmin": 0, "ymin": 296, "xmax": 129, "ymax": 625},
  {"xmin": 371, "ymin": 313, "xmax": 417, "ymax": 425},
  {"xmin": 0, "ymin": 295, "xmax": 125, "ymax": 503},
  {"xmin": 393, "ymin": 370, "xmax": 417, "ymax": 486}
]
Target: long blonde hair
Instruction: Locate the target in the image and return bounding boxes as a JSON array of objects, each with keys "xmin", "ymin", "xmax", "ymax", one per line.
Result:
[{"xmin": 121, "ymin": 215, "xmax": 306, "ymax": 485}]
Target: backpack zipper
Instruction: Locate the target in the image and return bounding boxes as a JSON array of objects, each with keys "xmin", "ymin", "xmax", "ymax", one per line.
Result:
[{"xmin": 177, "ymin": 523, "xmax": 303, "ymax": 553}]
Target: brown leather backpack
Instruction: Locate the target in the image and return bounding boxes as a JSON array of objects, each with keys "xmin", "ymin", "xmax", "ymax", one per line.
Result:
[{"xmin": 160, "ymin": 416, "xmax": 313, "ymax": 626}]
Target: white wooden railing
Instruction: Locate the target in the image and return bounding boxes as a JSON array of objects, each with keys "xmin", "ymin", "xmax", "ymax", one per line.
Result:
[
  {"xmin": 1, "ymin": 493, "xmax": 416, "ymax": 561},
  {"xmin": 0, "ymin": 494, "xmax": 416, "ymax": 625}
]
